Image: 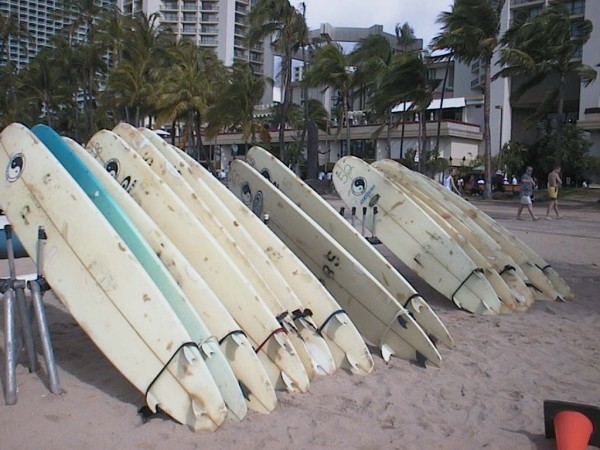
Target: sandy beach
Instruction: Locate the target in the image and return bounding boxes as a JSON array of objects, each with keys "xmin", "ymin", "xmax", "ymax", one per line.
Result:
[{"xmin": 1, "ymin": 192, "xmax": 599, "ymax": 450}]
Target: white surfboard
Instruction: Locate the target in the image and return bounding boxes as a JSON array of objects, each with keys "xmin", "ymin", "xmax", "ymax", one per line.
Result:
[
  {"xmin": 373, "ymin": 160, "xmax": 535, "ymax": 311},
  {"xmin": 370, "ymin": 163, "xmax": 534, "ymax": 312},
  {"xmin": 112, "ymin": 123, "xmax": 334, "ymax": 379},
  {"xmin": 333, "ymin": 156, "xmax": 502, "ymax": 315},
  {"xmin": 34, "ymin": 124, "xmax": 247, "ymax": 422},
  {"xmin": 245, "ymin": 145, "xmax": 454, "ymax": 349},
  {"xmin": 0, "ymin": 123, "xmax": 226, "ymax": 431},
  {"xmin": 144, "ymin": 133, "xmax": 373, "ymax": 376},
  {"xmin": 375, "ymin": 160, "xmax": 568, "ymax": 302},
  {"xmin": 229, "ymin": 159, "xmax": 442, "ymax": 368},
  {"xmin": 85, "ymin": 130, "xmax": 310, "ymax": 393},
  {"xmin": 63, "ymin": 137, "xmax": 277, "ymax": 415}
]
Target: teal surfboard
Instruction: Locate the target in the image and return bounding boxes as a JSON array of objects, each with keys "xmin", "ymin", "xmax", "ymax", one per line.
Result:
[{"xmin": 31, "ymin": 124, "xmax": 246, "ymax": 420}]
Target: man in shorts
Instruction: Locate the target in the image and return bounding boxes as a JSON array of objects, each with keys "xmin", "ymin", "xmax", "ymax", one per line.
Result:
[
  {"xmin": 516, "ymin": 166, "xmax": 539, "ymax": 220},
  {"xmin": 545, "ymin": 165, "xmax": 563, "ymax": 219}
]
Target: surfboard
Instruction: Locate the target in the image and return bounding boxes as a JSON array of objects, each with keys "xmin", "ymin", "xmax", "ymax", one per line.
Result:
[
  {"xmin": 332, "ymin": 156, "xmax": 502, "ymax": 315},
  {"xmin": 371, "ymin": 163, "xmax": 534, "ymax": 312},
  {"xmin": 0, "ymin": 123, "xmax": 226, "ymax": 431},
  {"xmin": 373, "ymin": 160, "xmax": 535, "ymax": 303},
  {"xmin": 85, "ymin": 130, "xmax": 310, "ymax": 393},
  {"xmin": 143, "ymin": 133, "xmax": 373, "ymax": 376},
  {"xmin": 112, "ymin": 123, "xmax": 334, "ymax": 379},
  {"xmin": 245, "ymin": 145, "xmax": 454, "ymax": 349},
  {"xmin": 374, "ymin": 160, "xmax": 568, "ymax": 302},
  {"xmin": 32, "ymin": 124, "xmax": 247, "ymax": 421},
  {"xmin": 228, "ymin": 159, "xmax": 442, "ymax": 368},
  {"xmin": 61, "ymin": 136, "xmax": 276, "ymax": 415}
]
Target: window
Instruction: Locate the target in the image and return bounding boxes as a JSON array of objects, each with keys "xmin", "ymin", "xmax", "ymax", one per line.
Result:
[{"xmin": 566, "ymin": 0, "xmax": 585, "ymax": 15}]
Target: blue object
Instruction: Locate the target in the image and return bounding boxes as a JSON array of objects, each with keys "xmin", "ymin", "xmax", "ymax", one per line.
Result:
[{"xmin": 0, "ymin": 223, "xmax": 28, "ymax": 259}]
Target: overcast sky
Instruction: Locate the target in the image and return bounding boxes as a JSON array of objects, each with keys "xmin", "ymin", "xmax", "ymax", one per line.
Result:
[{"xmin": 297, "ymin": 0, "xmax": 454, "ymax": 49}]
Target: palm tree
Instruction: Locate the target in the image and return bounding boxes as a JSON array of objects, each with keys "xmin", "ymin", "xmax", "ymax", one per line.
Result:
[
  {"xmin": 0, "ymin": 64, "xmax": 20, "ymax": 128},
  {"xmin": 155, "ymin": 40, "xmax": 225, "ymax": 166},
  {"xmin": 41, "ymin": 35, "xmax": 87, "ymax": 139},
  {"xmin": 248, "ymin": 0, "xmax": 308, "ymax": 161},
  {"xmin": 100, "ymin": 13, "xmax": 174, "ymax": 127},
  {"xmin": 370, "ymin": 51, "xmax": 439, "ymax": 172},
  {"xmin": 16, "ymin": 48, "xmax": 74, "ymax": 128},
  {"xmin": 350, "ymin": 34, "xmax": 394, "ymax": 158},
  {"xmin": 101, "ymin": 58, "xmax": 153, "ymax": 126},
  {"xmin": 206, "ymin": 61, "xmax": 273, "ymax": 150},
  {"xmin": 0, "ymin": 11, "xmax": 30, "ymax": 66},
  {"xmin": 304, "ymin": 43, "xmax": 358, "ymax": 158},
  {"xmin": 432, "ymin": 0, "xmax": 506, "ymax": 199},
  {"xmin": 496, "ymin": 0, "xmax": 596, "ymax": 162},
  {"xmin": 60, "ymin": 0, "xmax": 116, "ymax": 138},
  {"xmin": 395, "ymin": 23, "xmax": 419, "ymax": 159}
]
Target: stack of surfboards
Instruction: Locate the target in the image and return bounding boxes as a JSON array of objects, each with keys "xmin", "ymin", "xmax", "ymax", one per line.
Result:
[
  {"xmin": 330, "ymin": 156, "xmax": 573, "ymax": 314},
  {"xmin": 4, "ymin": 123, "xmax": 430, "ymax": 431}
]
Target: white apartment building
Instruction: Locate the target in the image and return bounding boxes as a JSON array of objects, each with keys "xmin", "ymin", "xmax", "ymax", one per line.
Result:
[
  {"xmin": 0, "ymin": 0, "xmax": 117, "ymax": 69},
  {"xmin": 119, "ymin": 0, "xmax": 274, "ymax": 103},
  {"xmin": 453, "ymin": 0, "xmax": 600, "ymax": 158}
]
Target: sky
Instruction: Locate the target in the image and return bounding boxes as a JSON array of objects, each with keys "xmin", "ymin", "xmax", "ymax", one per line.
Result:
[{"xmin": 297, "ymin": 0, "xmax": 454, "ymax": 49}]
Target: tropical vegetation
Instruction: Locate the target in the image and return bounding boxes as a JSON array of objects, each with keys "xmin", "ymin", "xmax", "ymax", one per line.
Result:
[
  {"xmin": 432, "ymin": 0, "xmax": 506, "ymax": 199},
  {"xmin": 0, "ymin": 0, "xmax": 595, "ymax": 184}
]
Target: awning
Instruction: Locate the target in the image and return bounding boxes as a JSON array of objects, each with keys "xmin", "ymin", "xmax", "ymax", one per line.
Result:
[{"xmin": 392, "ymin": 97, "xmax": 466, "ymax": 113}]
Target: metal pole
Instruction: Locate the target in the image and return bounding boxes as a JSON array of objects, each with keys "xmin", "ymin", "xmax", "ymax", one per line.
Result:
[
  {"xmin": 30, "ymin": 280, "xmax": 61, "ymax": 394},
  {"xmin": 3, "ymin": 288, "xmax": 17, "ymax": 405},
  {"xmin": 32, "ymin": 226, "xmax": 60, "ymax": 394},
  {"xmin": 5, "ymin": 224, "xmax": 37, "ymax": 372},
  {"xmin": 361, "ymin": 207, "xmax": 367, "ymax": 237}
]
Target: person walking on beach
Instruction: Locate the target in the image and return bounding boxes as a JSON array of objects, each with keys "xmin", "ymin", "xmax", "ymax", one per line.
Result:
[
  {"xmin": 545, "ymin": 165, "xmax": 563, "ymax": 219},
  {"xmin": 444, "ymin": 168, "xmax": 461, "ymax": 195},
  {"xmin": 516, "ymin": 166, "xmax": 539, "ymax": 220}
]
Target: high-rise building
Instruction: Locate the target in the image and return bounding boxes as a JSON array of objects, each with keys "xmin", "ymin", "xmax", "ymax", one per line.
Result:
[
  {"xmin": 118, "ymin": 0, "xmax": 274, "ymax": 103},
  {"xmin": 452, "ymin": 0, "xmax": 600, "ymax": 158},
  {"xmin": 0, "ymin": 0, "xmax": 117, "ymax": 69}
]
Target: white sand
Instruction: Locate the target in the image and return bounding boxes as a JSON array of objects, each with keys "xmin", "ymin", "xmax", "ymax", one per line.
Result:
[{"xmin": 1, "ymin": 197, "xmax": 599, "ymax": 450}]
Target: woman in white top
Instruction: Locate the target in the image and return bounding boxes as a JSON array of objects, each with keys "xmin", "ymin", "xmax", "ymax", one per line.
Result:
[{"xmin": 444, "ymin": 168, "xmax": 461, "ymax": 195}]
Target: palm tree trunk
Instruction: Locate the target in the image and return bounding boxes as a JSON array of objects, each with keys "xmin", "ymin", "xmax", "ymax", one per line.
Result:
[
  {"xmin": 400, "ymin": 109, "xmax": 406, "ymax": 159},
  {"xmin": 299, "ymin": 43, "xmax": 308, "ymax": 153},
  {"xmin": 483, "ymin": 57, "xmax": 493, "ymax": 200},
  {"xmin": 344, "ymin": 95, "xmax": 351, "ymax": 157},
  {"xmin": 418, "ymin": 110, "xmax": 426, "ymax": 173},
  {"xmin": 554, "ymin": 74, "xmax": 567, "ymax": 165},
  {"xmin": 279, "ymin": 52, "xmax": 293, "ymax": 161},
  {"xmin": 435, "ymin": 57, "xmax": 451, "ymax": 153}
]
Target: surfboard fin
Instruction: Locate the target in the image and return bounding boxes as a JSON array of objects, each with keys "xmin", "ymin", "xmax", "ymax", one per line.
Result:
[
  {"xmin": 280, "ymin": 371, "xmax": 297, "ymax": 392},
  {"xmin": 381, "ymin": 344, "xmax": 394, "ymax": 362},
  {"xmin": 415, "ymin": 351, "xmax": 427, "ymax": 368}
]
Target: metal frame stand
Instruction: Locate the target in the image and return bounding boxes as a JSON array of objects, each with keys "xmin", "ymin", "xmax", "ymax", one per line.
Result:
[{"xmin": 2, "ymin": 225, "xmax": 60, "ymax": 405}]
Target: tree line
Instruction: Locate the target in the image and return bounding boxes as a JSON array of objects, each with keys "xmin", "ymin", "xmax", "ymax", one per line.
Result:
[{"xmin": 0, "ymin": 0, "xmax": 596, "ymax": 191}]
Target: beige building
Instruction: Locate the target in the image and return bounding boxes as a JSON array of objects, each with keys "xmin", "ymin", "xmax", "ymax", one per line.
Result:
[{"xmin": 119, "ymin": 0, "xmax": 274, "ymax": 103}]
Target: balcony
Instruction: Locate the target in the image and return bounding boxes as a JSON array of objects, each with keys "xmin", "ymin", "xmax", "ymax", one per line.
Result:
[
  {"xmin": 201, "ymin": 13, "xmax": 218, "ymax": 22},
  {"xmin": 200, "ymin": 36, "xmax": 218, "ymax": 45},
  {"xmin": 578, "ymin": 108, "xmax": 600, "ymax": 131},
  {"xmin": 511, "ymin": 0, "xmax": 544, "ymax": 7}
]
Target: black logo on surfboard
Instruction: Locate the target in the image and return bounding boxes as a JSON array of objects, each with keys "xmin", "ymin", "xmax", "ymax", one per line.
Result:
[
  {"xmin": 6, "ymin": 153, "xmax": 24, "ymax": 182},
  {"xmin": 350, "ymin": 177, "xmax": 367, "ymax": 196},
  {"xmin": 241, "ymin": 182, "xmax": 252, "ymax": 206},
  {"xmin": 252, "ymin": 191, "xmax": 264, "ymax": 217},
  {"xmin": 105, "ymin": 159, "xmax": 120, "ymax": 178}
]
